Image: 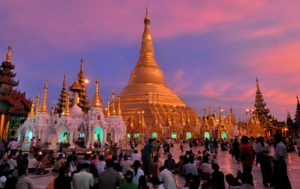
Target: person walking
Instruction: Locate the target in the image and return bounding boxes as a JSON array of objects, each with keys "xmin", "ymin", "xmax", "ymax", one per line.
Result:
[
  {"xmin": 180, "ymin": 138, "xmax": 184, "ymax": 153},
  {"xmin": 232, "ymin": 138, "xmax": 240, "ymax": 163},
  {"xmin": 142, "ymin": 139, "xmax": 153, "ymax": 176},
  {"xmin": 255, "ymin": 137, "xmax": 272, "ymax": 187},
  {"xmin": 239, "ymin": 136, "xmax": 255, "ymax": 176},
  {"xmin": 273, "ymin": 134, "xmax": 292, "ymax": 189}
]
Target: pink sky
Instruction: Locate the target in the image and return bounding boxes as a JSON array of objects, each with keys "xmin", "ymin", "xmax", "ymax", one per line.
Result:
[{"xmin": 1, "ymin": 1, "xmax": 300, "ymax": 120}]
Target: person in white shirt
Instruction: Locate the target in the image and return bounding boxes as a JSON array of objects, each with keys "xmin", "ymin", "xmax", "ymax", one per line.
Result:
[
  {"xmin": 7, "ymin": 154, "xmax": 17, "ymax": 170},
  {"xmin": 158, "ymin": 166, "xmax": 177, "ymax": 189},
  {"xmin": 28, "ymin": 154, "xmax": 38, "ymax": 173},
  {"xmin": 131, "ymin": 150, "xmax": 141, "ymax": 163},
  {"xmin": 199, "ymin": 156, "xmax": 212, "ymax": 180},
  {"xmin": 182, "ymin": 158, "xmax": 198, "ymax": 176},
  {"xmin": 8, "ymin": 138, "xmax": 19, "ymax": 151},
  {"xmin": 273, "ymin": 135, "xmax": 291, "ymax": 189},
  {"xmin": 73, "ymin": 163, "xmax": 94, "ymax": 189},
  {"xmin": 96, "ymin": 155, "xmax": 106, "ymax": 174},
  {"xmin": 132, "ymin": 160, "xmax": 144, "ymax": 184},
  {"xmin": 120, "ymin": 155, "xmax": 132, "ymax": 174}
]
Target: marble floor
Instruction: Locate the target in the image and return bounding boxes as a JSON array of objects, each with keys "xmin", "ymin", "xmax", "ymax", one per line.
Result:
[{"xmin": 31, "ymin": 144, "xmax": 300, "ymax": 189}]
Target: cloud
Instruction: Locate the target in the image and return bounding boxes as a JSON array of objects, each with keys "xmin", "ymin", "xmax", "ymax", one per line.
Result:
[{"xmin": 1, "ymin": 1, "xmax": 300, "ymax": 121}]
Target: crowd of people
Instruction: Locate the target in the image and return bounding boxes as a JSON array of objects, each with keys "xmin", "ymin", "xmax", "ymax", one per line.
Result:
[{"xmin": 0, "ymin": 133, "xmax": 297, "ymax": 189}]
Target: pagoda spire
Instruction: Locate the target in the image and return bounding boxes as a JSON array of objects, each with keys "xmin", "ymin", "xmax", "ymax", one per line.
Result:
[
  {"xmin": 219, "ymin": 106, "xmax": 224, "ymax": 124},
  {"xmin": 51, "ymin": 105, "xmax": 55, "ymax": 115},
  {"xmin": 56, "ymin": 75, "xmax": 68, "ymax": 115},
  {"xmin": 254, "ymin": 78, "xmax": 271, "ymax": 127},
  {"xmin": 39, "ymin": 81, "xmax": 48, "ymax": 113},
  {"xmin": 63, "ymin": 90, "xmax": 71, "ymax": 116},
  {"xmin": 106, "ymin": 99, "xmax": 111, "ymax": 116},
  {"xmin": 111, "ymin": 90, "xmax": 116, "ymax": 115},
  {"xmin": 203, "ymin": 109, "xmax": 208, "ymax": 125},
  {"xmin": 116, "ymin": 95, "xmax": 122, "ymax": 115},
  {"xmin": 6, "ymin": 46, "xmax": 12, "ymax": 63},
  {"xmin": 80, "ymin": 58, "xmax": 84, "ymax": 73},
  {"xmin": 209, "ymin": 106, "xmax": 212, "ymax": 116},
  {"xmin": 75, "ymin": 58, "xmax": 90, "ymax": 112},
  {"xmin": 93, "ymin": 79, "xmax": 102, "ymax": 108},
  {"xmin": 28, "ymin": 100, "xmax": 35, "ymax": 117},
  {"xmin": 0, "ymin": 45, "xmax": 19, "ymax": 91},
  {"xmin": 35, "ymin": 93, "xmax": 40, "ymax": 114},
  {"xmin": 127, "ymin": 9, "xmax": 166, "ymax": 86}
]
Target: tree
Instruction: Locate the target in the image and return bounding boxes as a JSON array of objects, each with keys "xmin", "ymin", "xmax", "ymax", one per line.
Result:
[{"xmin": 294, "ymin": 96, "xmax": 300, "ymax": 132}]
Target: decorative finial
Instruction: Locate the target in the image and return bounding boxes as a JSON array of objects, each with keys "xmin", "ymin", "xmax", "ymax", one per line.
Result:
[
  {"xmin": 116, "ymin": 95, "xmax": 122, "ymax": 115},
  {"xmin": 28, "ymin": 100, "xmax": 35, "ymax": 117},
  {"xmin": 93, "ymin": 79, "xmax": 102, "ymax": 108},
  {"xmin": 6, "ymin": 45, "xmax": 12, "ymax": 62},
  {"xmin": 144, "ymin": 8, "xmax": 150, "ymax": 25},
  {"xmin": 80, "ymin": 58, "xmax": 84, "ymax": 73},
  {"xmin": 256, "ymin": 77, "xmax": 260, "ymax": 90},
  {"xmin": 39, "ymin": 81, "xmax": 48, "ymax": 113},
  {"xmin": 63, "ymin": 75, "xmax": 66, "ymax": 89},
  {"xmin": 51, "ymin": 105, "xmax": 55, "ymax": 115}
]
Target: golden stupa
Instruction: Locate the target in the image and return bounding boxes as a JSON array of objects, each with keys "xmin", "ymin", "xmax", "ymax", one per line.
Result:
[{"xmin": 118, "ymin": 10, "xmax": 200, "ymax": 139}]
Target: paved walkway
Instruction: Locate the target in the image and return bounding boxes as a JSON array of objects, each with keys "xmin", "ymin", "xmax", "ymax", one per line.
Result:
[{"xmin": 31, "ymin": 144, "xmax": 300, "ymax": 189}]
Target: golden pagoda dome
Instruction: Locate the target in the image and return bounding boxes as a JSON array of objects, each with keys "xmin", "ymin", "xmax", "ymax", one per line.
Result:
[{"xmin": 120, "ymin": 10, "xmax": 185, "ymax": 107}]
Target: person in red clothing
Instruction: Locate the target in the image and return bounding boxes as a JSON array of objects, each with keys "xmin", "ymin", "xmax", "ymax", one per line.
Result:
[
  {"xmin": 151, "ymin": 156, "xmax": 161, "ymax": 177},
  {"xmin": 239, "ymin": 136, "xmax": 255, "ymax": 176}
]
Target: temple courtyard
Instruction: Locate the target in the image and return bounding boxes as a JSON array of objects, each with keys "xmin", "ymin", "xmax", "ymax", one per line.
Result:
[{"xmin": 31, "ymin": 144, "xmax": 300, "ymax": 189}]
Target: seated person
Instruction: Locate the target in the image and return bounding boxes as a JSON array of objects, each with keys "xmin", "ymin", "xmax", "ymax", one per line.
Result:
[
  {"xmin": 53, "ymin": 154, "xmax": 65, "ymax": 172},
  {"xmin": 131, "ymin": 150, "xmax": 141, "ymax": 163},
  {"xmin": 164, "ymin": 154, "xmax": 176, "ymax": 173},
  {"xmin": 211, "ymin": 164, "xmax": 225, "ymax": 189},
  {"xmin": 120, "ymin": 170, "xmax": 138, "ymax": 189},
  {"xmin": 225, "ymin": 174, "xmax": 242, "ymax": 189},
  {"xmin": 36, "ymin": 155, "xmax": 49, "ymax": 175},
  {"xmin": 182, "ymin": 157, "xmax": 198, "ymax": 176},
  {"xmin": 199, "ymin": 156, "xmax": 212, "ymax": 180},
  {"xmin": 28, "ymin": 153, "xmax": 38, "ymax": 173}
]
